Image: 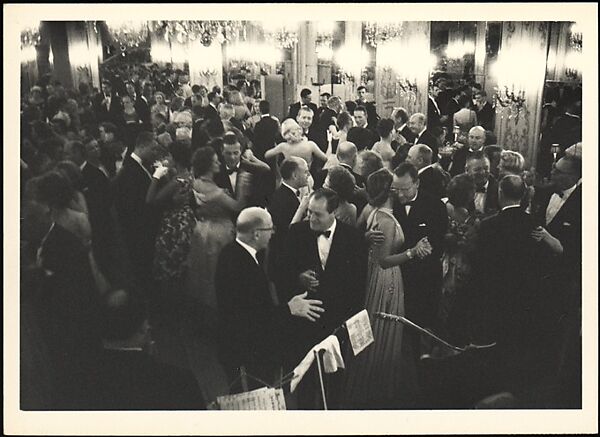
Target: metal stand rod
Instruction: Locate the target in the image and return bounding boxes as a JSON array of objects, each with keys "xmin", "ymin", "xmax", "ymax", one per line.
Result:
[{"xmin": 314, "ymin": 349, "xmax": 328, "ymax": 410}]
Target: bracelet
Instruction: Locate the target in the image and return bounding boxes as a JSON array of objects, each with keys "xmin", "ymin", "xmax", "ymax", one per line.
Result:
[{"xmin": 406, "ymin": 249, "xmax": 414, "ymax": 260}]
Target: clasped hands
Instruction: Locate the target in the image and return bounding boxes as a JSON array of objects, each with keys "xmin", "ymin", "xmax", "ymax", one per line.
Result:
[
  {"xmin": 286, "ymin": 270, "xmax": 325, "ymax": 322},
  {"xmin": 366, "ymin": 230, "xmax": 433, "ymax": 259}
]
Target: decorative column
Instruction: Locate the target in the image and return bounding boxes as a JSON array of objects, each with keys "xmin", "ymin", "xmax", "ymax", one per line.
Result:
[
  {"xmin": 344, "ymin": 20, "xmax": 363, "ymax": 99},
  {"xmin": 45, "ymin": 21, "xmax": 74, "ymax": 89},
  {"xmin": 474, "ymin": 21, "xmax": 487, "ymax": 86},
  {"xmin": 296, "ymin": 21, "xmax": 319, "ymax": 87},
  {"xmin": 65, "ymin": 21, "xmax": 102, "ymax": 90},
  {"xmin": 374, "ymin": 21, "xmax": 430, "ymax": 118},
  {"xmin": 494, "ymin": 22, "xmax": 549, "ymax": 166}
]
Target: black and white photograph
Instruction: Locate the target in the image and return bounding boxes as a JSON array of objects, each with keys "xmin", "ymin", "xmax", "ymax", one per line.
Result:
[{"xmin": 4, "ymin": 3, "xmax": 597, "ymax": 435}]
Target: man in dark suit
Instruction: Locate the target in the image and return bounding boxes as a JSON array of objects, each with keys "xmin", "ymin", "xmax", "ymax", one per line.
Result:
[
  {"xmin": 468, "ymin": 175, "xmax": 557, "ymax": 399},
  {"xmin": 287, "ymin": 88, "xmax": 318, "ymax": 122},
  {"xmin": 406, "ymin": 144, "xmax": 449, "ymax": 200},
  {"xmin": 66, "ymin": 139, "xmax": 114, "ymax": 276},
  {"xmin": 474, "ymin": 90, "xmax": 495, "ymax": 132},
  {"xmin": 392, "ymin": 107, "xmax": 417, "ymax": 144},
  {"xmin": 126, "ymin": 82, "xmax": 151, "ymax": 128},
  {"xmin": 315, "ymin": 92, "xmax": 331, "ymax": 120},
  {"xmin": 282, "ymin": 189, "xmax": 368, "ymax": 362},
  {"xmin": 296, "ymin": 106, "xmax": 324, "ymax": 151},
  {"xmin": 268, "ymin": 157, "xmax": 309, "ymax": 292},
  {"xmin": 427, "ymin": 84, "xmax": 443, "ymax": 129},
  {"xmin": 353, "ymin": 105, "xmax": 378, "ymax": 140},
  {"xmin": 448, "ymin": 125, "xmax": 486, "ymax": 177},
  {"xmin": 216, "ymin": 207, "xmax": 324, "ymax": 388},
  {"xmin": 214, "ymin": 132, "xmax": 275, "ymax": 209},
  {"xmin": 93, "ymin": 80, "xmax": 123, "ymax": 126},
  {"xmin": 113, "ymin": 132, "xmax": 163, "ymax": 297},
  {"xmin": 314, "ymin": 141, "xmax": 364, "ymax": 189},
  {"xmin": 203, "ymin": 91, "xmax": 221, "ymax": 122},
  {"xmin": 389, "ymin": 163, "xmax": 448, "ymax": 333},
  {"xmin": 21, "ymin": 198, "xmax": 105, "ymax": 409},
  {"xmin": 465, "ymin": 151, "xmax": 499, "ymax": 218},
  {"xmin": 252, "ymin": 100, "xmax": 280, "ymax": 162},
  {"xmin": 408, "ymin": 113, "xmax": 440, "ymax": 163}
]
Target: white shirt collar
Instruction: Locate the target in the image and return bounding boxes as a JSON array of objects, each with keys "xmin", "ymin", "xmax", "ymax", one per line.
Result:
[
  {"xmin": 399, "ymin": 123, "xmax": 407, "ymax": 132},
  {"xmin": 236, "ymin": 238, "xmax": 259, "ymax": 264},
  {"xmin": 261, "ymin": 113, "xmax": 270, "ymax": 118},
  {"xmin": 417, "ymin": 128, "xmax": 426, "ymax": 138},
  {"xmin": 131, "ymin": 152, "xmax": 152, "ymax": 178},
  {"xmin": 501, "ymin": 204, "xmax": 521, "ymax": 211},
  {"xmin": 418, "ymin": 163, "xmax": 435, "ymax": 175},
  {"xmin": 322, "ymin": 218, "xmax": 337, "ymax": 240},
  {"xmin": 79, "ymin": 161, "xmax": 87, "ymax": 171}
]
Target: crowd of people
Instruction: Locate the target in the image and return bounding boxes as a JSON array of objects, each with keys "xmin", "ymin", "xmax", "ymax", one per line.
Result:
[{"xmin": 19, "ymin": 62, "xmax": 582, "ymax": 410}]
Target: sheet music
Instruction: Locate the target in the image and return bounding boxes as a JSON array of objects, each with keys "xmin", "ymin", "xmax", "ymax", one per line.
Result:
[
  {"xmin": 217, "ymin": 387, "xmax": 286, "ymax": 410},
  {"xmin": 345, "ymin": 309, "xmax": 375, "ymax": 356}
]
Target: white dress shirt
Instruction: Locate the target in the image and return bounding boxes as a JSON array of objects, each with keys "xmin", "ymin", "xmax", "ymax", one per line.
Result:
[
  {"xmin": 236, "ymin": 238, "xmax": 259, "ymax": 265},
  {"xmin": 474, "ymin": 180, "xmax": 490, "ymax": 214},
  {"xmin": 545, "ymin": 182, "xmax": 579, "ymax": 225},
  {"xmin": 405, "ymin": 193, "xmax": 418, "ymax": 215},
  {"xmin": 317, "ymin": 219, "xmax": 337, "ymax": 270}
]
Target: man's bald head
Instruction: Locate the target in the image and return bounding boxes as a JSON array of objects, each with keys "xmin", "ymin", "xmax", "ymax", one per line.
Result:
[
  {"xmin": 407, "ymin": 144, "xmax": 433, "ymax": 170},
  {"xmin": 408, "ymin": 113, "xmax": 427, "ymax": 135},
  {"xmin": 236, "ymin": 207, "xmax": 274, "ymax": 251},
  {"xmin": 336, "ymin": 141, "xmax": 358, "ymax": 167},
  {"xmin": 499, "ymin": 174, "xmax": 526, "ymax": 206},
  {"xmin": 467, "ymin": 126, "xmax": 486, "ymax": 151}
]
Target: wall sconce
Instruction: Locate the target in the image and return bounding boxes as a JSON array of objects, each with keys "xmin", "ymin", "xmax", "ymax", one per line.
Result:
[
  {"xmin": 550, "ymin": 143, "xmax": 561, "ymax": 162},
  {"xmin": 261, "ymin": 20, "xmax": 299, "ymax": 49},
  {"xmin": 569, "ymin": 22, "xmax": 582, "ymax": 51},
  {"xmin": 493, "ymin": 85, "xmax": 527, "ymax": 121}
]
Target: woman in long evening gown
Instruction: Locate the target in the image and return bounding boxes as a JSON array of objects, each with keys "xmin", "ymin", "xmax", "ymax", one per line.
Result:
[{"xmin": 342, "ymin": 168, "xmax": 432, "ymax": 409}]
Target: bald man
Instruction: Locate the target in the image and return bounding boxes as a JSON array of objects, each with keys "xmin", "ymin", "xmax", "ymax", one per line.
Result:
[
  {"xmin": 216, "ymin": 207, "xmax": 324, "ymax": 389},
  {"xmin": 408, "ymin": 113, "xmax": 440, "ymax": 163},
  {"xmin": 406, "ymin": 144, "xmax": 449, "ymax": 199},
  {"xmin": 314, "ymin": 141, "xmax": 365, "ymax": 189},
  {"xmin": 448, "ymin": 125, "xmax": 486, "ymax": 177}
]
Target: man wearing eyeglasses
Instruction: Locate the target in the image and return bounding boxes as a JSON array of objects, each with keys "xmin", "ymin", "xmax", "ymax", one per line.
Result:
[{"xmin": 216, "ymin": 207, "xmax": 325, "ymax": 390}]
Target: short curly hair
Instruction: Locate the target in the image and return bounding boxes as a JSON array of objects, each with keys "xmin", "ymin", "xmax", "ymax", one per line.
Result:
[
  {"xmin": 366, "ymin": 168, "xmax": 393, "ymax": 207},
  {"xmin": 326, "ymin": 166, "xmax": 356, "ymax": 202}
]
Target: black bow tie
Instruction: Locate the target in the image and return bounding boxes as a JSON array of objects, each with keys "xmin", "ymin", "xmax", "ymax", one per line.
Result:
[
  {"xmin": 404, "ymin": 200, "xmax": 415, "ymax": 207},
  {"xmin": 315, "ymin": 230, "xmax": 331, "ymax": 239},
  {"xmin": 226, "ymin": 166, "xmax": 239, "ymax": 175},
  {"xmin": 555, "ymin": 190, "xmax": 564, "ymax": 198},
  {"xmin": 476, "ymin": 186, "xmax": 487, "ymax": 193}
]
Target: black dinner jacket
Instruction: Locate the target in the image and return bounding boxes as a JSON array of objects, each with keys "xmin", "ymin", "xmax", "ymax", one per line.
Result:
[
  {"xmin": 81, "ymin": 162, "xmax": 113, "ymax": 248},
  {"xmin": 113, "ymin": 156, "xmax": 160, "ymax": 253},
  {"xmin": 282, "ymin": 220, "xmax": 367, "ymax": 361},
  {"xmin": 287, "ymin": 101, "xmax": 319, "ymax": 122},
  {"xmin": 469, "ymin": 175, "xmax": 500, "ymax": 218},
  {"xmin": 428, "ymin": 95, "xmax": 443, "ymax": 128},
  {"xmin": 393, "ymin": 189, "xmax": 448, "ymax": 326},
  {"xmin": 419, "ymin": 165, "xmax": 449, "ymax": 200},
  {"xmin": 414, "ymin": 129, "xmax": 440, "ymax": 163},
  {"xmin": 448, "ymin": 145, "xmax": 475, "ymax": 177},
  {"xmin": 216, "ymin": 241, "xmax": 292, "ymax": 378},
  {"xmin": 252, "ymin": 115, "xmax": 280, "ymax": 161},
  {"xmin": 93, "ymin": 92, "xmax": 123, "ymax": 125},
  {"xmin": 476, "ymin": 101, "xmax": 495, "ymax": 132},
  {"xmin": 399, "ymin": 124, "xmax": 417, "ymax": 144},
  {"xmin": 203, "ymin": 104, "xmax": 220, "ymax": 122},
  {"xmin": 134, "ymin": 95, "xmax": 151, "ymax": 127},
  {"xmin": 469, "ymin": 207, "xmax": 551, "ymax": 351},
  {"xmin": 214, "ymin": 161, "xmax": 275, "ymax": 209},
  {"xmin": 531, "ymin": 184, "xmax": 582, "ymax": 280}
]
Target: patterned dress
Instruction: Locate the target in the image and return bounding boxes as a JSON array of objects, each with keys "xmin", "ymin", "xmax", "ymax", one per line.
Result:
[{"xmin": 153, "ymin": 175, "xmax": 196, "ymax": 282}]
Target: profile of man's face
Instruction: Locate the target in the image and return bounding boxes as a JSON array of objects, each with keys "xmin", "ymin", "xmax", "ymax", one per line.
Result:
[
  {"xmin": 406, "ymin": 148, "xmax": 421, "ymax": 169},
  {"xmin": 222, "ymin": 142, "xmax": 242, "ymax": 168},
  {"xmin": 551, "ymin": 158, "xmax": 579, "ymax": 191},
  {"xmin": 301, "ymin": 93, "xmax": 312, "ymax": 105},
  {"xmin": 320, "ymin": 95, "xmax": 328, "ymax": 107},
  {"xmin": 392, "ymin": 173, "xmax": 419, "ymax": 205},
  {"xmin": 307, "ymin": 196, "xmax": 334, "ymax": 232},
  {"xmin": 295, "ymin": 160, "xmax": 310, "ymax": 188}
]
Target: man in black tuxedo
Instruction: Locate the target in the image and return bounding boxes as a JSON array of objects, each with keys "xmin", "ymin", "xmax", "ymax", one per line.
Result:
[
  {"xmin": 353, "ymin": 105, "xmax": 378, "ymax": 141},
  {"xmin": 465, "ymin": 151, "xmax": 499, "ymax": 218},
  {"xmin": 389, "ymin": 163, "xmax": 448, "ymax": 333},
  {"xmin": 282, "ymin": 189, "xmax": 368, "ymax": 362},
  {"xmin": 113, "ymin": 132, "xmax": 163, "ymax": 297},
  {"xmin": 99, "ymin": 122, "xmax": 128, "ymax": 178},
  {"xmin": 392, "ymin": 107, "xmax": 416, "ymax": 144},
  {"xmin": 96, "ymin": 289, "xmax": 206, "ymax": 410},
  {"xmin": 473, "ymin": 90, "xmax": 495, "ymax": 132},
  {"xmin": 531, "ymin": 156, "xmax": 582, "ymax": 406},
  {"xmin": 468, "ymin": 175, "xmax": 557, "ymax": 399},
  {"xmin": 216, "ymin": 207, "xmax": 325, "ymax": 388},
  {"xmin": 427, "ymin": 84, "xmax": 443, "ymax": 129},
  {"xmin": 268, "ymin": 157, "xmax": 309, "ymax": 262},
  {"xmin": 21, "ymin": 198, "xmax": 105, "ymax": 409},
  {"xmin": 315, "ymin": 92, "xmax": 331, "ymax": 120},
  {"xmin": 296, "ymin": 106, "xmax": 324, "ymax": 151},
  {"xmin": 287, "ymin": 88, "xmax": 318, "ymax": 122},
  {"xmin": 214, "ymin": 132, "xmax": 275, "ymax": 209},
  {"xmin": 448, "ymin": 125, "xmax": 486, "ymax": 177},
  {"xmin": 406, "ymin": 144, "xmax": 449, "ymax": 200},
  {"xmin": 252, "ymin": 100, "xmax": 280, "ymax": 161},
  {"xmin": 126, "ymin": 82, "xmax": 151, "ymax": 128},
  {"xmin": 408, "ymin": 113, "xmax": 440, "ymax": 162},
  {"xmin": 66, "ymin": 139, "xmax": 114, "ymax": 276},
  {"xmin": 203, "ymin": 91, "xmax": 221, "ymax": 122},
  {"xmin": 93, "ymin": 80, "xmax": 123, "ymax": 126}
]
